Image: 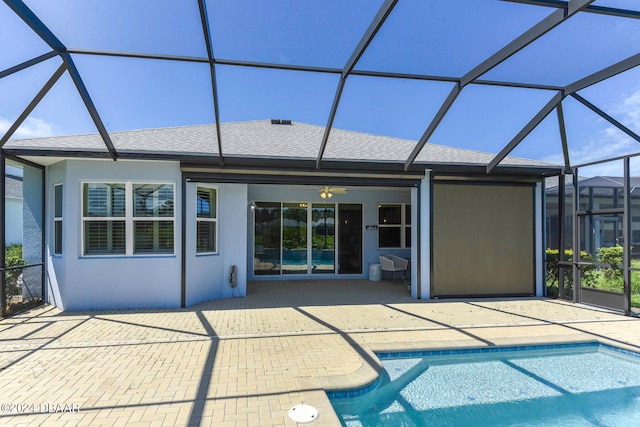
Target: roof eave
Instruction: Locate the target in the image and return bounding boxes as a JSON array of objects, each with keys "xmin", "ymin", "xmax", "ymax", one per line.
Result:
[{"xmin": 4, "ymin": 147, "xmax": 561, "ymax": 178}]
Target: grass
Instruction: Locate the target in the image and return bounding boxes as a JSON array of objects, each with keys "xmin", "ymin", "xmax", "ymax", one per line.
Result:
[{"xmin": 547, "ymin": 260, "xmax": 640, "ymax": 308}]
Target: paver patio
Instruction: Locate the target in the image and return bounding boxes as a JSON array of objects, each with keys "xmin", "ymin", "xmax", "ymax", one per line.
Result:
[{"xmin": 2, "ymin": 279, "xmax": 640, "ymax": 426}]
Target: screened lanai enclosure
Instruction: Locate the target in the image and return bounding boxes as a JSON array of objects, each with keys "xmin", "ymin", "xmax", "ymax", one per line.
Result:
[
  {"xmin": 1, "ymin": 0, "xmax": 640, "ymax": 316},
  {"xmin": 0, "ymin": 159, "xmax": 43, "ymax": 316},
  {"xmin": 546, "ymin": 157, "xmax": 640, "ymax": 314}
]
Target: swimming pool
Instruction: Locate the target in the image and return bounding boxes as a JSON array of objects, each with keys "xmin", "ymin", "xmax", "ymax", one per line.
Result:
[{"xmin": 328, "ymin": 342, "xmax": 640, "ymax": 426}]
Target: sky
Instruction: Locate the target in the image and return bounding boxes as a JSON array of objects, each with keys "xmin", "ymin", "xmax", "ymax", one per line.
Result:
[{"xmin": 1, "ymin": 0, "xmax": 640, "ymax": 177}]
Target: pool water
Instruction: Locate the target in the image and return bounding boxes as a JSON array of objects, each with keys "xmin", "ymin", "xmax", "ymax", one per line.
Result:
[{"xmin": 329, "ymin": 342, "xmax": 640, "ymax": 426}]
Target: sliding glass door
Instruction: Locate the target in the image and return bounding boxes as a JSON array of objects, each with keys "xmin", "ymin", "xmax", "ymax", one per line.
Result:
[
  {"xmin": 254, "ymin": 202, "xmax": 281, "ymax": 275},
  {"xmin": 338, "ymin": 204, "xmax": 362, "ymax": 275},
  {"xmin": 312, "ymin": 204, "xmax": 335, "ymax": 274},
  {"xmin": 254, "ymin": 202, "xmax": 352, "ymax": 276},
  {"xmin": 282, "ymin": 203, "xmax": 308, "ymax": 274}
]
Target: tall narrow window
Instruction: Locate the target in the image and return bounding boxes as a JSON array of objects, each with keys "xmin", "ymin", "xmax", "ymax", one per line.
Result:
[
  {"xmin": 196, "ymin": 186, "xmax": 217, "ymax": 253},
  {"xmin": 54, "ymin": 184, "xmax": 63, "ymax": 255},
  {"xmin": 378, "ymin": 204, "xmax": 411, "ymax": 248},
  {"xmin": 405, "ymin": 206, "xmax": 412, "ymax": 248}
]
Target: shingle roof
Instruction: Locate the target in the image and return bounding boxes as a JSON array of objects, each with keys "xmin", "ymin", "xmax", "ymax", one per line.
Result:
[
  {"xmin": 5, "ymin": 120, "xmax": 556, "ymax": 168},
  {"xmin": 545, "ymin": 176, "xmax": 640, "ymax": 197},
  {"xmin": 577, "ymin": 176, "xmax": 640, "ymax": 188}
]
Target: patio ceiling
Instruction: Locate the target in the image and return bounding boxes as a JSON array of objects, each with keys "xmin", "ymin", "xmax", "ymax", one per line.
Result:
[{"xmin": 1, "ymin": 0, "xmax": 640, "ymax": 173}]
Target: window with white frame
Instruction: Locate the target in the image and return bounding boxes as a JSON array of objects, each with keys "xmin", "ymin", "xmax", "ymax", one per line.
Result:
[
  {"xmin": 133, "ymin": 184, "xmax": 175, "ymax": 254},
  {"xmin": 196, "ymin": 186, "xmax": 217, "ymax": 253},
  {"xmin": 82, "ymin": 182, "xmax": 174, "ymax": 255},
  {"xmin": 378, "ymin": 204, "xmax": 411, "ymax": 248},
  {"xmin": 54, "ymin": 184, "xmax": 63, "ymax": 255}
]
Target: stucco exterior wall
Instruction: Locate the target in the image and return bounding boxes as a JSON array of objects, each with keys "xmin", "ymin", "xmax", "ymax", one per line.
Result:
[
  {"xmin": 536, "ymin": 182, "xmax": 544, "ymax": 297},
  {"xmin": 417, "ymin": 174, "xmax": 430, "ymax": 299},
  {"xmin": 46, "ymin": 161, "xmax": 66, "ymax": 309},
  {"xmin": 44, "ymin": 160, "xmax": 251, "ymax": 310},
  {"xmin": 185, "ymin": 182, "xmax": 248, "ymax": 306},
  {"xmin": 40, "ymin": 158, "xmax": 543, "ymax": 310},
  {"xmin": 50, "ymin": 160, "xmax": 182, "ymax": 310}
]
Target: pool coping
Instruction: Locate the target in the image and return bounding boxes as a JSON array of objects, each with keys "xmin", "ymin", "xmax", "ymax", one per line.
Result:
[{"xmin": 324, "ymin": 338, "xmax": 640, "ymax": 400}]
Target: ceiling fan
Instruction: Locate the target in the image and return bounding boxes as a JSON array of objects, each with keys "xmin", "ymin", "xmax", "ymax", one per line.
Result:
[{"xmin": 317, "ymin": 186, "xmax": 347, "ymax": 199}]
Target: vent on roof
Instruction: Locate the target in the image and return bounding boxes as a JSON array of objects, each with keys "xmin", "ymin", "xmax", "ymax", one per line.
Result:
[{"xmin": 271, "ymin": 119, "xmax": 292, "ymax": 125}]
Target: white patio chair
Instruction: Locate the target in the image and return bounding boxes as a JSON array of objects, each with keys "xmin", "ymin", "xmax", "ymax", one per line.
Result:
[{"xmin": 379, "ymin": 255, "xmax": 408, "ymax": 283}]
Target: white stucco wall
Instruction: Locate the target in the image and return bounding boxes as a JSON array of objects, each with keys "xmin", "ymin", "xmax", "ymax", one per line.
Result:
[
  {"xmin": 41, "ymin": 159, "xmax": 542, "ymax": 310},
  {"xmin": 418, "ymin": 174, "xmax": 430, "ymax": 299},
  {"xmin": 536, "ymin": 182, "xmax": 544, "ymax": 297},
  {"xmin": 50, "ymin": 159, "xmax": 182, "ymax": 310},
  {"xmin": 46, "ymin": 162, "xmax": 66, "ymax": 309},
  {"xmin": 185, "ymin": 182, "xmax": 248, "ymax": 306}
]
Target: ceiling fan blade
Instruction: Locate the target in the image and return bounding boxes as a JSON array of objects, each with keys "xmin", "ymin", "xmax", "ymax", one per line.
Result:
[{"xmin": 329, "ymin": 187, "xmax": 347, "ymax": 194}]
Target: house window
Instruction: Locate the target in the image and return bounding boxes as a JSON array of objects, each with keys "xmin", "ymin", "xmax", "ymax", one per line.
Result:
[
  {"xmin": 82, "ymin": 182, "xmax": 174, "ymax": 255},
  {"xmin": 133, "ymin": 184, "xmax": 175, "ymax": 254},
  {"xmin": 196, "ymin": 186, "xmax": 217, "ymax": 253},
  {"xmin": 83, "ymin": 183, "xmax": 126, "ymax": 255},
  {"xmin": 378, "ymin": 204, "xmax": 411, "ymax": 248},
  {"xmin": 54, "ymin": 184, "xmax": 63, "ymax": 255}
]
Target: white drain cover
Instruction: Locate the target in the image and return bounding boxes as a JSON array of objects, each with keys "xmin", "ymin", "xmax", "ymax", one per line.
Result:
[{"xmin": 288, "ymin": 404, "xmax": 318, "ymax": 423}]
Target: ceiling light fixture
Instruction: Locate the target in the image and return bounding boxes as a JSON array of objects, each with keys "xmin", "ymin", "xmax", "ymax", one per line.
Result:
[{"xmin": 318, "ymin": 186, "xmax": 344, "ymax": 199}]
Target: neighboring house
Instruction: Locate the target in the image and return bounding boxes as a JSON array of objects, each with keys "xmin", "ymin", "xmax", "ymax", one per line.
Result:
[
  {"xmin": 546, "ymin": 176, "xmax": 640, "ymax": 255},
  {"xmin": 5, "ymin": 174, "xmax": 23, "ymax": 246},
  {"xmin": 3, "ymin": 120, "xmax": 561, "ymax": 310}
]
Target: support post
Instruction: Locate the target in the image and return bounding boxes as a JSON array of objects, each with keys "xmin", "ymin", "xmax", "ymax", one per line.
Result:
[
  {"xmin": 40, "ymin": 162, "xmax": 45, "ymax": 302},
  {"xmin": 623, "ymin": 157, "xmax": 632, "ymax": 315},
  {"xmin": 181, "ymin": 174, "xmax": 187, "ymax": 308},
  {"xmin": 0, "ymin": 153, "xmax": 5, "ymax": 317},
  {"xmin": 558, "ymin": 173, "xmax": 566, "ymax": 298},
  {"xmin": 557, "ymin": 103, "xmax": 571, "ymax": 171},
  {"xmin": 411, "ymin": 185, "xmax": 419, "ymax": 299},
  {"xmin": 419, "ymin": 172, "xmax": 431, "ymax": 300},
  {"xmin": 573, "ymin": 169, "xmax": 581, "ymax": 303}
]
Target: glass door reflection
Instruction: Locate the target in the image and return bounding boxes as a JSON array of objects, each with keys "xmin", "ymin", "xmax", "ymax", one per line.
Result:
[
  {"xmin": 282, "ymin": 203, "xmax": 308, "ymax": 274},
  {"xmin": 254, "ymin": 202, "xmax": 281, "ymax": 275},
  {"xmin": 312, "ymin": 204, "xmax": 335, "ymax": 274},
  {"xmin": 338, "ymin": 204, "xmax": 362, "ymax": 274}
]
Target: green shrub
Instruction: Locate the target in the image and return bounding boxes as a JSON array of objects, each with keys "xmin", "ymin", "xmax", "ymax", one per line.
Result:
[
  {"xmin": 5, "ymin": 244, "xmax": 22, "ymax": 259},
  {"xmin": 597, "ymin": 245, "xmax": 624, "ymax": 281},
  {"xmin": 546, "ymin": 249, "xmax": 561, "ymax": 286},
  {"xmin": 546, "ymin": 248, "xmax": 595, "ymax": 289},
  {"xmin": 4, "ymin": 244, "xmax": 26, "ymax": 299},
  {"xmin": 632, "ymin": 266, "xmax": 640, "ymax": 296},
  {"xmin": 547, "ymin": 246, "xmax": 640, "ymax": 308}
]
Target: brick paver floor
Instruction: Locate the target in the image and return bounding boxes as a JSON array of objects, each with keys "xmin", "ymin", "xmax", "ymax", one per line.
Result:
[{"xmin": 2, "ymin": 279, "xmax": 640, "ymax": 426}]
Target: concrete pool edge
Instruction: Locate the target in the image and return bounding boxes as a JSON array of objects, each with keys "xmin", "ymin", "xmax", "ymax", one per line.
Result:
[
  {"xmin": 324, "ymin": 338, "xmax": 640, "ymax": 405},
  {"xmin": 313, "ymin": 335, "xmax": 640, "ymax": 424},
  {"xmin": 317, "ymin": 335, "xmax": 598, "ymax": 395},
  {"xmin": 326, "ymin": 340, "xmax": 640, "ymax": 427}
]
